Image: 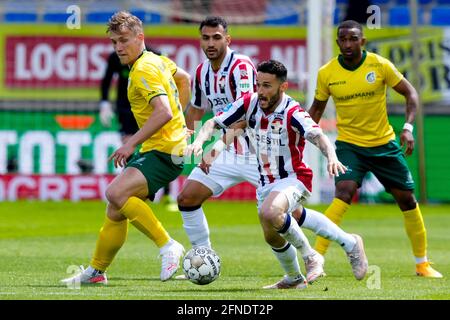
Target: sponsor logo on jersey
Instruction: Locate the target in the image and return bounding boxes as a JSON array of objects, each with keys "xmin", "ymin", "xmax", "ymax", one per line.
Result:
[
  {"xmin": 222, "ymin": 103, "xmax": 233, "ymax": 112},
  {"xmin": 329, "ymin": 80, "xmax": 346, "ymax": 86},
  {"xmin": 239, "ymin": 78, "xmax": 250, "ymax": 92}
]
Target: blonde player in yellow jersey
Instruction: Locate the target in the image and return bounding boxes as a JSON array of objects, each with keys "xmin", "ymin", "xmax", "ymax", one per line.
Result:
[
  {"xmin": 62, "ymin": 11, "xmax": 190, "ymax": 286},
  {"xmin": 308, "ymin": 20, "xmax": 442, "ymax": 278}
]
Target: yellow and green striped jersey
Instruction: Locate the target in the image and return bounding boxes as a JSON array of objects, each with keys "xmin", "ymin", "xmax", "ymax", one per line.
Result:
[
  {"xmin": 315, "ymin": 51, "xmax": 404, "ymax": 147},
  {"xmin": 128, "ymin": 51, "xmax": 186, "ymax": 156}
]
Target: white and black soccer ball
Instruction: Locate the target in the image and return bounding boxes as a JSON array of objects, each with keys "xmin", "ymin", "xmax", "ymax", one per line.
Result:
[{"xmin": 182, "ymin": 246, "xmax": 221, "ymax": 285}]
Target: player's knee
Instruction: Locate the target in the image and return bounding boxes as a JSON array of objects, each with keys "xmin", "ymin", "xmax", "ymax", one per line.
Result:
[
  {"xmin": 335, "ymin": 188, "xmax": 354, "ymax": 204},
  {"xmin": 259, "ymin": 205, "xmax": 284, "ymax": 229},
  {"xmin": 177, "ymin": 190, "xmax": 202, "ymax": 207},
  {"xmin": 105, "ymin": 185, "xmax": 126, "ymax": 208},
  {"xmin": 397, "ymin": 195, "xmax": 417, "ymax": 211}
]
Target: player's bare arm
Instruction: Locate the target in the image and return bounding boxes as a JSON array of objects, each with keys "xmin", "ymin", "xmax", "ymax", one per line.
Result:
[
  {"xmin": 173, "ymin": 67, "xmax": 192, "ymax": 111},
  {"xmin": 185, "ymin": 118, "xmax": 227, "ymax": 158},
  {"xmin": 306, "ymin": 130, "xmax": 347, "ymax": 177},
  {"xmin": 185, "ymin": 105, "xmax": 206, "ymax": 131},
  {"xmin": 109, "ymin": 95, "xmax": 173, "ymax": 168},
  {"xmin": 308, "ymin": 98, "xmax": 328, "ymax": 124},
  {"xmin": 392, "ymin": 78, "xmax": 418, "ymax": 156}
]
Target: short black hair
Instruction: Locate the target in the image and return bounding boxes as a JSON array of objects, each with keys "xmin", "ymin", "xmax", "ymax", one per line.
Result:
[
  {"xmin": 199, "ymin": 16, "xmax": 228, "ymax": 32},
  {"xmin": 337, "ymin": 20, "xmax": 363, "ymax": 36},
  {"xmin": 257, "ymin": 60, "xmax": 287, "ymax": 82}
]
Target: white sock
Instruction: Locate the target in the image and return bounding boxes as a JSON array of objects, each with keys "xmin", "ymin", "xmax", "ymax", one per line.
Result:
[
  {"xmin": 181, "ymin": 207, "xmax": 211, "ymax": 248},
  {"xmin": 271, "ymin": 243, "xmax": 303, "ymax": 281},
  {"xmin": 278, "ymin": 213, "xmax": 313, "ymax": 258},
  {"xmin": 301, "ymin": 208, "xmax": 356, "ymax": 253},
  {"xmin": 415, "ymin": 256, "xmax": 427, "ymax": 264}
]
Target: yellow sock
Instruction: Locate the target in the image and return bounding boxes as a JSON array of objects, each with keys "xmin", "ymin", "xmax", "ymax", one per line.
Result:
[
  {"xmin": 119, "ymin": 196, "xmax": 170, "ymax": 248},
  {"xmin": 402, "ymin": 203, "xmax": 427, "ymax": 259},
  {"xmin": 314, "ymin": 198, "xmax": 350, "ymax": 255},
  {"xmin": 90, "ymin": 217, "xmax": 128, "ymax": 271}
]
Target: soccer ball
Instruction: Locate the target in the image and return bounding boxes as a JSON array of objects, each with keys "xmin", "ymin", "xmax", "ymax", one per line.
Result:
[{"xmin": 182, "ymin": 246, "xmax": 221, "ymax": 285}]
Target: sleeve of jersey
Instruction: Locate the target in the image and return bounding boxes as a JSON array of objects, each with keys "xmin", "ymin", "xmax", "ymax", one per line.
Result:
[
  {"xmin": 291, "ymin": 109, "xmax": 323, "ymax": 137},
  {"xmin": 160, "ymin": 55, "xmax": 177, "ymax": 76},
  {"xmin": 190, "ymin": 64, "xmax": 206, "ymax": 109},
  {"xmin": 135, "ymin": 67, "xmax": 168, "ymax": 104},
  {"xmin": 314, "ymin": 69, "xmax": 330, "ymax": 101},
  {"xmin": 383, "ymin": 58, "xmax": 404, "ymax": 88},
  {"xmin": 214, "ymin": 98, "xmax": 247, "ymax": 129},
  {"xmin": 234, "ymin": 62, "xmax": 255, "ymax": 99}
]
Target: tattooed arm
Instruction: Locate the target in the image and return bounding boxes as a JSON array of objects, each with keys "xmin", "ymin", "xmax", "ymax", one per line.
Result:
[{"xmin": 306, "ymin": 130, "xmax": 347, "ymax": 177}]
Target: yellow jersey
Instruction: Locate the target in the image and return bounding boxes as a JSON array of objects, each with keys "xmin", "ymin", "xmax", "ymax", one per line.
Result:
[
  {"xmin": 315, "ymin": 51, "xmax": 404, "ymax": 147},
  {"xmin": 128, "ymin": 51, "xmax": 187, "ymax": 156}
]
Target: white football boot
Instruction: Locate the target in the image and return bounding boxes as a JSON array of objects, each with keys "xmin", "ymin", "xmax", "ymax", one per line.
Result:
[
  {"xmin": 60, "ymin": 266, "xmax": 107, "ymax": 286},
  {"xmin": 160, "ymin": 240, "xmax": 185, "ymax": 281}
]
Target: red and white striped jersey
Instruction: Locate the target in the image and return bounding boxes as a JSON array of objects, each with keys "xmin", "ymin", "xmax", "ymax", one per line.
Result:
[
  {"xmin": 191, "ymin": 48, "xmax": 256, "ymax": 156},
  {"xmin": 214, "ymin": 92, "xmax": 322, "ymax": 191}
]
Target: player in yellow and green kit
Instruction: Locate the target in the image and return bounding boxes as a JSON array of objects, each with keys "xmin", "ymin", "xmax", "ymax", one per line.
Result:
[
  {"xmin": 308, "ymin": 20, "xmax": 442, "ymax": 278},
  {"xmin": 62, "ymin": 11, "xmax": 190, "ymax": 286}
]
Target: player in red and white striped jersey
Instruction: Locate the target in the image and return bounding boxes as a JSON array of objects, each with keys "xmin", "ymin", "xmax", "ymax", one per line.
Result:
[
  {"xmin": 187, "ymin": 60, "xmax": 368, "ymax": 288},
  {"xmin": 177, "ymin": 16, "xmax": 261, "ymax": 254}
]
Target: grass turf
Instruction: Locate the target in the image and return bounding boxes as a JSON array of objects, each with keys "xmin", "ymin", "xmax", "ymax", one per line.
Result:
[{"xmin": 0, "ymin": 201, "xmax": 449, "ymax": 300}]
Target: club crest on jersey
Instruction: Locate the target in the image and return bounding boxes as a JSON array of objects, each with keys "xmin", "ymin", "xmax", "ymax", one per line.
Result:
[
  {"xmin": 366, "ymin": 71, "xmax": 376, "ymax": 84},
  {"xmin": 271, "ymin": 116, "xmax": 284, "ymax": 134},
  {"xmin": 218, "ymin": 76, "xmax": 226, "ymax": 93}
]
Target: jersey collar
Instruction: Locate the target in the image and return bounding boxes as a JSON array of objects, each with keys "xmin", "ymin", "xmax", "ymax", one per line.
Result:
[
  {"xmin": 338, "ymin": 50, "xmax": 367, "ymax": 71},
  {"xmin": 210, "ymin": 47, "xmax": 233, "ymax": 73},
  {"xmin": 129, "ymin": 49, "xmax": 147, "ymax": 69}
]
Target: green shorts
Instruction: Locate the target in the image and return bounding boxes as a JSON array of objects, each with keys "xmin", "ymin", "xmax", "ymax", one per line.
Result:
[
  {"xmin": 126, "ymin": 150, "xmax": 184, "ymax": 198},
  {"xmin": 335, "ymin": 140, "xmax": 415, "ymax": 192}
]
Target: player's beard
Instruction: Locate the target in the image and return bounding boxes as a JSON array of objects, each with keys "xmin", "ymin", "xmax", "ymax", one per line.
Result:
[
  {"xmin": 263, "ymin": 89, "xmax": 282, "ymax": 112},
  {"xmin": 207, "ymin": 46, "xmax": 225, "ymax": 62}
]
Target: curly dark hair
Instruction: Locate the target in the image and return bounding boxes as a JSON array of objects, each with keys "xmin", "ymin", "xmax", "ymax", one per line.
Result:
[{"xmin": 257, "ymin": 60, "xmax": 287, "ymax": 83}]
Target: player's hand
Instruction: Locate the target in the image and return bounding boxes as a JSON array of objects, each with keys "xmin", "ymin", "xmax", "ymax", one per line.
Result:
[
  {"xmin": 199, "ymin": 157, "xmax": 212, "ymax": 174},
  {"xmin": 184, "ymin": 143, "xmax": 203, "ymax": 157},
  {"xmin": 327, "ymin": 158, "xmax": 347, "ymax": 177},
  {"xmin": 198, "ymin": 150, "xmax": 217, "ymax": 174},
  {"xmin": 185, "ymin": 128, "xmax": 195, "ymax": 140},
  {"xmin": 108, "ymin": 144, "xmax": 135, "ymax": 168},
  {"xmin": 400, "ymin": 130, "xmax": 414, "ymax": 156},
  {"xmin": 99, "ymin": 100, "xmax": 114, "ymax": 127}
]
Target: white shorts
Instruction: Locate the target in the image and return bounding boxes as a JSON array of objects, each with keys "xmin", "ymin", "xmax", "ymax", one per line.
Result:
[
  {"xmin": 256, "ymin": 178, "xmax": 311, "ymax": 213},
  {"xmin": 188, "ymin": 150, "xmax": 259, "ymax": 197}
]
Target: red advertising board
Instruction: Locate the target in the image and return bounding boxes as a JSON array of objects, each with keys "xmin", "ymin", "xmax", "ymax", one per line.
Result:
[
  {"xmin": 0, "ymin": 174, "xmax": 256, "ymax": 201},
  {"xmin": 5, "ymin": 36, "xmax": 306, "ymax": 88}
]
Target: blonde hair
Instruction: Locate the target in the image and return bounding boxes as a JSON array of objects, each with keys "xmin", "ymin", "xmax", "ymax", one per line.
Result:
[{"xmin": 107, "ymin": 11, "xmax": 143, "ymax": 34}]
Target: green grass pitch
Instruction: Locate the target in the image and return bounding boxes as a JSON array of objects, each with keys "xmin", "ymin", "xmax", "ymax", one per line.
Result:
[{"xmin": 0, "ymin": 201, "xmax": 448, "ymax": 300}]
